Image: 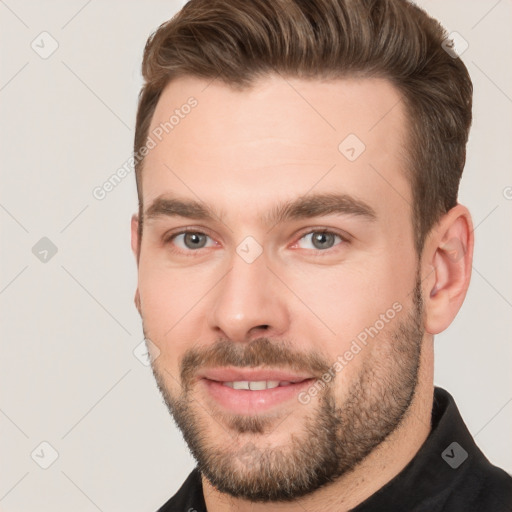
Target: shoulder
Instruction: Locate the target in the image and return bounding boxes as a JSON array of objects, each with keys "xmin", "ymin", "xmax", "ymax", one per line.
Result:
[
  {"xmin": 439, "ymin": 447, "xmax": 512, "ymax": 511},
  {"xmin": 156, "ymin": 468, "xmax": 206, "ymax": 512},
  {"xmin": 471, "ymin": 464, "xmax": 512, "ymax": 510}
]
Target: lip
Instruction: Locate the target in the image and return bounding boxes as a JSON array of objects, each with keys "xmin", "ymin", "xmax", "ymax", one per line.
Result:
[
  {"xmin": 198, "ymin": 368, "xmax": 316, "ymax": 414},
  {"xmin": 198, "ymin": 367, "xmax": 314, "ymax": 383}
]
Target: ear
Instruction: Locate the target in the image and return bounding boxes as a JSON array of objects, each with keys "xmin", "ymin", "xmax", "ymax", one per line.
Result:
[
  {"xmin": 131, "ymin": 213, "xmax": 140, "ymax": 263},
  {"xmin": 421, "ymin": 204, "xmax": 474, "ymax": 335},
  {"xmin": 131, "ymin": 214, "xmax": 142, "ymax": 315}
]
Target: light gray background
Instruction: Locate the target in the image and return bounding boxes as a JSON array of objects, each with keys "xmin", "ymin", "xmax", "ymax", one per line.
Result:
[{"xmin": 1, "ymin": 0, "xmax": 511, "ymax": 510}]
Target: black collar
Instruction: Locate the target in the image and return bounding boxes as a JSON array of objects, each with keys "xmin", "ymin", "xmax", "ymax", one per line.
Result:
[{"xmin": 157, "ymin": 387, "xmax": 512, "ymax": 511}]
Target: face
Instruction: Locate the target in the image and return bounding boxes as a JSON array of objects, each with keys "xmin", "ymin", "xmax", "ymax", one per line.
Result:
[{"xmin": 132, "ymin": 75, "xmax": 425, "ymax": 500}]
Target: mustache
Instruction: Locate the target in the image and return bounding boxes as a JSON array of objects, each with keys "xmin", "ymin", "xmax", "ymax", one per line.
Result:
[{"xmin": 180, "ymin": 337, "xmax": 331, "ymax": 390}]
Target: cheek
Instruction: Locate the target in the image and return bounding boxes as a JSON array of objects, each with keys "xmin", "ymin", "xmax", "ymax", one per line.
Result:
[
  {"xmin": 137, "ymin": 262, "xmax": 210, "ymax": 372},
  {"xmin": 288, "ymin": 259, "xmax": 412, "ymax": 358},
  {"xmin": 138, "ymin": 273, "xmax": 174, "ymax": 334},
  {"xmin": 292, "ymin": 266, "xmax": 413, "ymax": 392},
  {"xmin": 293, "ymin": 263, "xmax": 403, "ymax": 327},
  {"xmin": 138, "ymin": 257, "xmax": 206, "ymax": 324}
]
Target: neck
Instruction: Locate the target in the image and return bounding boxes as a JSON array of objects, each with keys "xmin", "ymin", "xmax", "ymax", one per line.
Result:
[{"xmin": 202, "ymin": 338, "xmax": 434, "ymax": 512}]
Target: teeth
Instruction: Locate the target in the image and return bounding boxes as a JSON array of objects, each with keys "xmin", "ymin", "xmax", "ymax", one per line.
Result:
[
  {"xmin": 222, "ymin": 380, "xmax": 283, "ymax": 390},
  {"xmin": 232, "ymin": 381, "xmax": 249, "ymax": 390},
  {"xmin": 249, "ymin": 381, "xmax": 267, "ymax": 391}
]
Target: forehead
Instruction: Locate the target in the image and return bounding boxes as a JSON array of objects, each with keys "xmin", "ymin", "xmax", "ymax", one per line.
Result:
[{"xmin": 141, "ymin": 74, "xmax": 411, "ymax": 224}]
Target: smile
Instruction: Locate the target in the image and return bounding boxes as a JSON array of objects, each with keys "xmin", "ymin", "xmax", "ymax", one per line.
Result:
[{"xmin": 221, "ymin": 380, "xmax": 302, "ymax": 390}]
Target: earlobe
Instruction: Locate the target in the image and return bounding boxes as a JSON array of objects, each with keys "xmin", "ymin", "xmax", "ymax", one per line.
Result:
[
  {"xmin": 134, "ymin": 288, "xmax": 142, "ymax": 315},
  {"xmin": 423, "ymin": 205, "xmax": 474, "ymax": 335}
]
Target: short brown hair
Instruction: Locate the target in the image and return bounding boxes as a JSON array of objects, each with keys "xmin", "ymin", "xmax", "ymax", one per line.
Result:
[{"xmin": 134, "ymin": 0, "xmax": 472, "ymax": 254}]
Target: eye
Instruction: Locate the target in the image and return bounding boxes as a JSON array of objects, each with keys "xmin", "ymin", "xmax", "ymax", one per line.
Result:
[
  {"xmin": 295, "ymin": 230, "xmax": 345, "ymax": 251},
  {"xmin": 165, "ymin": 230, "xmax": 216, "ymax": 252},
  {"xmin": 164, "ymin": 228, "xmax": 347, "ymax": 255}
]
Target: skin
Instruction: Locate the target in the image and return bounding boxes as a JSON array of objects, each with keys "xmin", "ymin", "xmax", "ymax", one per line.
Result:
[{"xmin": 131, "ymin": 75, "xmax": 474, "ymax": 511}]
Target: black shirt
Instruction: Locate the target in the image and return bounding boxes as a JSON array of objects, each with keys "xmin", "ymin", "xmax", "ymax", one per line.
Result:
[{"xmin": 157, "ymin": 387, "xmax": 512, "ymax": 511}]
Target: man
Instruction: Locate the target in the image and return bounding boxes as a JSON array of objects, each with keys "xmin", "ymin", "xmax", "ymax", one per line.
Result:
[{"xmin": 130, "ymin": 0, "xmax": 512, "ymax": 510}]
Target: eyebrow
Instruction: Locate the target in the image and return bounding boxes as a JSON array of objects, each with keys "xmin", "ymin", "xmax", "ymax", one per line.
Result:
[{"xmin": 144, "ymin": 192, "xmax": 377, "ymax": 227}]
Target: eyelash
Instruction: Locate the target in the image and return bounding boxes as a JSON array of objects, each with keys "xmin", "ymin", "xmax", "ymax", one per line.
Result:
[{"xmin": 163, "ymin": 227, "xmax": 349, "ymax": 256}]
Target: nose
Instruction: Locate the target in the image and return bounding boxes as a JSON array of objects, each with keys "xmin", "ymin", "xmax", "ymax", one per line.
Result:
[{"xmin": 207, "ymin": 248, "xmax": 289, "ymax": 343}]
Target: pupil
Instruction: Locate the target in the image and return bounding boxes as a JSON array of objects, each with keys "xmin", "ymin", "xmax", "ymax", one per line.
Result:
[
  {"xmin": 186, "ymin": 233, "xmax": 206, "ymax": 248},
  {"xmin": 314, "ymin": 232, "xmax": 333, "ymax": 249}
]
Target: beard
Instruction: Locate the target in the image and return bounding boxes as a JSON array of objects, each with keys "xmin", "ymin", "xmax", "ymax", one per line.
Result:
[{"xmin": 146, "ymin": 272, "xmax": 424, "ymax": 502}]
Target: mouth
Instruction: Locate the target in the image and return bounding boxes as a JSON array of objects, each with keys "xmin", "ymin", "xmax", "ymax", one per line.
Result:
[
  {"xmin": 221, "ymin": 380, "xmax": 305, "ymax": 390},
  {"xmin": 198, "ymin": 367, "xmax": 315, "ymax": 383},
  {"xmin": 197, "ymin": 367, "xmax": 317, "ymax": 414}
]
